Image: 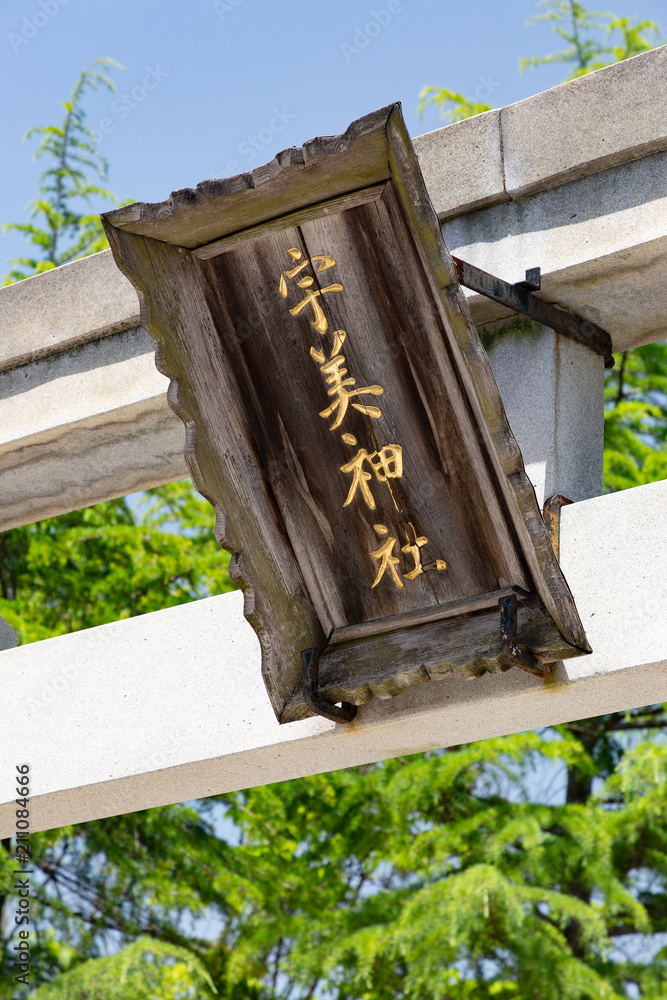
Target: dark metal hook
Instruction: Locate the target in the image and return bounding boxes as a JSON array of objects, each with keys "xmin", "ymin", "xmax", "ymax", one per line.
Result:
[
  {"xmin": 499, "ymin": 594, "xmax": 552, "ymax": 677},
  {"xmin": 302, "ymin": 648, "xmax": 357, "ymax": 724}
]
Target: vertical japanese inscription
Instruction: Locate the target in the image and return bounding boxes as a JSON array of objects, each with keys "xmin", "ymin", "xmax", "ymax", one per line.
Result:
[{"xmin": 278, "ymin": 247, "xmax": 447, "ymax": 591}]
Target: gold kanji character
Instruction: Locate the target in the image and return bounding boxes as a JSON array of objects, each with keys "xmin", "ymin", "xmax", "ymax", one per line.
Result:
[
  {"xmin": 278, "ymin": 248, "xmax": 311, "ymax": 288},
  {"xmin": 310, "ymin": 329, "xmax": 347, "ymax": 365},
  {"xmin": 278, "ymin": 249, "xmax": 342, "ymax": 334},
  {"xmin": 401, "ymin": 522, "xmax": 447, "ymax": 579},
  {"xmin": 318, "ymin": 355, "xmax": 384, "ymax": 430},
  {"xmin": 288, "ymin": 282, "xmax": 343, "ymax": 334},
  {"xmin": 401, "ymin": 529, "xmax": 429, "ymax": 580},
  {"xmin": 369, "ymin": 524, "xmax": 403, "ymax": 590},
  {"xmin": 340, "ymin": 445, "xmax": 403, "ymax": 510},
  {"xmin": 310, "ymin": 254, "xmax": 336, "ymax": 272},
  {"xmin": 278, "ymin": 248, "xmax": 335, "ymax": 271}
]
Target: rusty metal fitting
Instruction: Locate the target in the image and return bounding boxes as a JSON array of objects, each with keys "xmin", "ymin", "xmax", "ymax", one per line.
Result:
[
  {"xmin": 302, "ymin": 648, "xmax": 357, "ymax": 724},
  {"xmin": 499, "ymin": 594, "xmax": 552, "ymax": 678}
]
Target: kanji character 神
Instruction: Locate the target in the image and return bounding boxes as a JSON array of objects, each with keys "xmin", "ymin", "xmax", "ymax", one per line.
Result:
[{"xmin": 340, "ymin": 445, "xmax": 403, "ymax": 510}]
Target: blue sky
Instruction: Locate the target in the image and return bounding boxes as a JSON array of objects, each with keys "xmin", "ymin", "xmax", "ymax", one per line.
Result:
[{"xmin": 1, "ymin": 0, "xmax": 665, "ymax": 270}]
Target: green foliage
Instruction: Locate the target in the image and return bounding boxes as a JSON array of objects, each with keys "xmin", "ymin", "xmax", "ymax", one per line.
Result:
[
  {"xmin": 521, "ymin": 2, "xmax": 662, "ymax": 77},
  {"xmin": 5, "ymin": 716, "xmax": 667, "ymax": 998},
  {"xmin": 418, "ymin": 2, "xmax": 663, "ymax": 124},
  {"xmin": 604, "ymin": 342, "xmax": 667, "ymax": 491},
  {"xmin": 3, "ymin": 58, "xmax": 122, "ymax": 283},
  {"xmin": 417, "ymin": 87, "xmax": 493, "ymax": 124},
  {"xmin": 0, "ymin": 481, "xmax": 234, "ymax": 644},
  {"xmin": 30, "ymin": 937, "xmax": 217, "ymax": 999},
  {"xmin": 604, "ymin": 15, "xmax": 664, "ymax": 62}
]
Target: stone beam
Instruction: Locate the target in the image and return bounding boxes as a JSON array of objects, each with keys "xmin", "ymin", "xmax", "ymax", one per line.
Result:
[
  {"xmin": 415, "ymin": 46, "xmax": 667, "ymax": 217},
  {"xmin": 440, "ymin": 151, "xmax": 667, "ymax": 353},
  {"xmin": 415, "ymin": 46, "xmax": 667, "ymax": 352},
  {"xmin": 2, "ymin": 47, "xmax": 665, "ymax": 527},
  {"xmin": 0, "ymin": 327, "xmax": 186, "ymax": 530},
  {"xmin": 1, "ymin": 481, "xmax": 665, "ymax": 837},
  {"xmin": 0, "ymin": 251, "xmax": 139, "ymax": 370}
]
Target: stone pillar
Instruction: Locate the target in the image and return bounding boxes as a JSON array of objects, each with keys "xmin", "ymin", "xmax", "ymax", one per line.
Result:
[
  {"xmin": 0, "ymin": 616, "xmax": 17, "ymax": 651},
  {"xmin": 481, "ymin": 319, "xmax": 604, "ymax": 508}
]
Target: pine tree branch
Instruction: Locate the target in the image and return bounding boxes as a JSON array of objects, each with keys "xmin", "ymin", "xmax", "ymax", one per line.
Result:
[{"xmin": 569, "ymin": 0, "xmax": 587, "ymax": 69}]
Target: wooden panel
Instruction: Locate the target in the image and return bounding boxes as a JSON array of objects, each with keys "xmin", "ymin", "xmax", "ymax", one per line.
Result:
[
  {"xmin": 102, "ymin": 233, "xmax": 325, "ymax": 719},
  {"xmin": 195, "ymin": 185, "xmax": 531, "ymax": 635},
  {"xmin": 103, "ymin": 104, "xmax": 590, "ymax": 723},
  {"xmin": 193, "ymin": 184, "xmax": 386, "ymax": 260},
  {"xmin": 383, "ymin": 112, "xmax": 589, "ymax": 654}
]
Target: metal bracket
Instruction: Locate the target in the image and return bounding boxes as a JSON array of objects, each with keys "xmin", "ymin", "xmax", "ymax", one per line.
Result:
[
  {"xmin": 453, "ymin": 258, "xmax": 614, "ymax": 369},
  {"xmin": 515, "ymin": 266, "xmax": 541, "ymax": 292},
  {"xmin": 302, "ymin": 648, "xmax": 357, "ymax": 724},
  {"xmin": 499, "ymin": 594, "xmax": 552, "ymax": 678},
  {"xmin": 543, "ymin": 494, "xmax": 573, "ymax": 560}
]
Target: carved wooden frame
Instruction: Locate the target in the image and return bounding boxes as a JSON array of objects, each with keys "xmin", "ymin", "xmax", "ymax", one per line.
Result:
[{"xmin": 103, "ymin": 104, "xmax": 590, "ymax": 723}]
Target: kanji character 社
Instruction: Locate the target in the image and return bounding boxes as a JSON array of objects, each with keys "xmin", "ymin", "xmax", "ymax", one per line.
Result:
[
  {"xmin": 369, "ymin": 524, "xmax": 403, "ymax": 590},
  {"xmin": 401, "ymin": 522, "xmax": 447, "ymax": 579}
]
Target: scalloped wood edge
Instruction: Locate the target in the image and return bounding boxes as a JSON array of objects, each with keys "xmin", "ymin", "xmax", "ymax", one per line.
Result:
[{"xmin": 102, "ymin": 103, "xmax": 589, "ymax": 724}]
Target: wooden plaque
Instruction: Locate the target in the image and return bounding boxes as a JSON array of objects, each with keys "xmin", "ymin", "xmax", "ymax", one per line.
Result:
[{"xmin": 103, "ymin": 104, "xmax": 590, "ymax": 723}]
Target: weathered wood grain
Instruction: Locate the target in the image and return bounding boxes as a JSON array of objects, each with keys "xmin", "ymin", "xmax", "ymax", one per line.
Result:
[
  {"xmin": 328, "ymin": 586, "xmax": 530, "ymax": 644},
  {"xmin": 383, "ymin": 109, "xmax": 590, "ymax": 655},
  {"xmin": 101, "ymin": 233, "xmax": 325, "ymax": 719},
  {"xmin": 103, "ymin": 103, "xmax": 590, "ymax": 724},
  {"xmin": 282, "ymin": 593, "xmax": 579, "ymax": 721},
  {"xmin": 193, "ymin": 184, "xmax": 387, "ymax": 260},
  {"xmin": 193, "ymin": 192, "xmax": 529, "ymax": 633},
  {"xmin": 106, "ymin": 107, "xmax": 397, "ymax": 248}
]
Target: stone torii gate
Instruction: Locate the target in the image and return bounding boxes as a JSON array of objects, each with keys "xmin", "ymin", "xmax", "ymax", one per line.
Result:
[{"xmin": 1, "ymin": 47, "xmax": 666, "ymax": 836}]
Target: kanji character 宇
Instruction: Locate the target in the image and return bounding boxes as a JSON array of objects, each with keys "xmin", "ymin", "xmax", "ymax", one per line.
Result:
[{"xmin": 278, "ymin": 248, "xmax": 342, "ymax": 335}]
